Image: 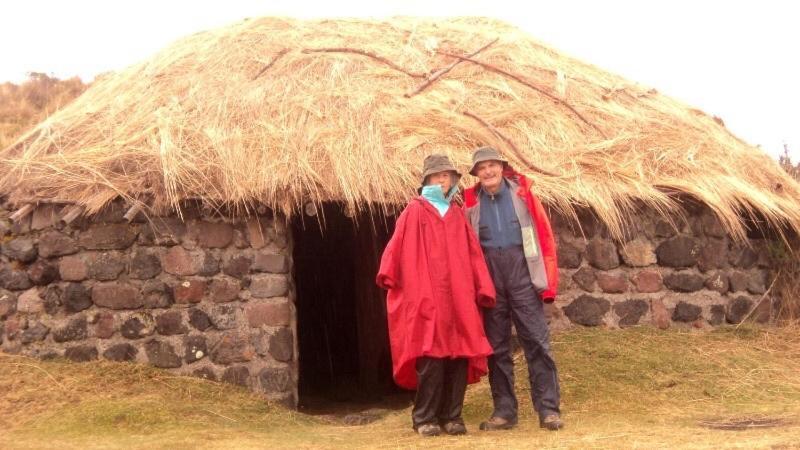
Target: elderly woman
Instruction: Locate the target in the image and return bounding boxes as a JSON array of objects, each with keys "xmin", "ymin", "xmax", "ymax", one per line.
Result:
[{"xmin": 376, "ymin": 154, "xmax": 496, "ymax": 437}]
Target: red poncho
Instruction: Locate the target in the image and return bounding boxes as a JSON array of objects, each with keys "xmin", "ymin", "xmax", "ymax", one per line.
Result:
[{"xmin": 376, "ymin": 197, "xmax": 496, "ymax": 390}]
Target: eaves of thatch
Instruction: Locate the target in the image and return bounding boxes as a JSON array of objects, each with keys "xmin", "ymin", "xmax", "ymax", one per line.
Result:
[{"xmin": 2, "ymin": 16, "xmax": 799, "ymax": 240}]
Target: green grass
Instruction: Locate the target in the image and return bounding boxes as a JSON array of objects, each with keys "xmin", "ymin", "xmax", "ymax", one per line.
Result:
[{"xmin": 2, "ymin": 325, "xmax": 799, "ymax": 449}]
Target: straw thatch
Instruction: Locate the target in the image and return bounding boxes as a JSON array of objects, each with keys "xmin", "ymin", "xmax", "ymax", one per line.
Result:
[{"xmin": 2, "ymin": 16, "xmax": 799, "ymax": 240}]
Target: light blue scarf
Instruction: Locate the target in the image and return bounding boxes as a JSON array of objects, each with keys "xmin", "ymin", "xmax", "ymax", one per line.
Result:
[{"xmin": 421, "ymin": 185, "xmax": 457, "ymax": 217}]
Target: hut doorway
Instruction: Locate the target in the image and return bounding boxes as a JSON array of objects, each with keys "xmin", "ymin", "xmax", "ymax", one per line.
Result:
[{"xmin": 291, "ymin": 203, "xmax": 402, "ymax": 409}]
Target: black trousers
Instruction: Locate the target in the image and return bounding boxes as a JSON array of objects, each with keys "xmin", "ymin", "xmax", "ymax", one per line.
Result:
[
  {"xmin": 482, "ymin": 246, "xmax": 561, "ymax": 422},
  {"xmin": 411, "ymin": 357, "xmax": 468, "ymax": 428}
]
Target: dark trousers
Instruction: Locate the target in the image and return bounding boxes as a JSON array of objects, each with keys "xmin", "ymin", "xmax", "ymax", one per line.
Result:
[
  {"xmin": 411, "ymin": 357, "xmax": 468, "ymax": 429},
  {"xmin": 482, "ymin": 246, "xmax": 561, "ymax": 422}
]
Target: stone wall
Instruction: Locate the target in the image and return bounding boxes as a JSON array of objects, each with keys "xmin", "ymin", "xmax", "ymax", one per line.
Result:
[
  {"xmin": 547, "ymin": 205, "xmax": 775, "ymax": 330},
  {"xmin": 0, "ymin": 200, "xmax": 296, "ymax": 406}
]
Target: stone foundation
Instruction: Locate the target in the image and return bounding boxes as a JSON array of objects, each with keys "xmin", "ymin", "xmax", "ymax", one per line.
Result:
[{"xmin": 0, "ymin": 200, "xmax": 296, "ymax": 406}]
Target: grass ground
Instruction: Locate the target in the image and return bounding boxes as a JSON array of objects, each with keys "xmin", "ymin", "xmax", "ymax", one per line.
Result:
[{"xmin": 2, "ymin": 325, "xmax": 799, "ymax": 449}]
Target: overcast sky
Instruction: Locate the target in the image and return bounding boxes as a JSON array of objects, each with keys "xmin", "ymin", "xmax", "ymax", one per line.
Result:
[{"xmin": 2, "ymin": 0, "xmax": 797, "ymax": 160}]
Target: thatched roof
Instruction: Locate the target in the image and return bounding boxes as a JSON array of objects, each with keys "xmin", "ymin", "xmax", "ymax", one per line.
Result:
[{"xmin": 2, "ymin": 16, "xmax": 799, "ymax": 239}]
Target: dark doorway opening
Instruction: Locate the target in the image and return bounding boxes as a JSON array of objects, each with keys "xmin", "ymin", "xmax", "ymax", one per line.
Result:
[{"xmin": 292, "ymin": 203, "xmax": 410, "ymax": 413}]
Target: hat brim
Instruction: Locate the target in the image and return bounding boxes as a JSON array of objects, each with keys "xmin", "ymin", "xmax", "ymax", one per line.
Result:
[{"xmin": 469, "ymin": 158, "xmax": 508, "ymax": 176}]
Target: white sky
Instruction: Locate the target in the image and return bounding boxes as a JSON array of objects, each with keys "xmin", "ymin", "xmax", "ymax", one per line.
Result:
[{"xmin": 2, "ymin": 0, "xmax": 798, "ymax": 160}]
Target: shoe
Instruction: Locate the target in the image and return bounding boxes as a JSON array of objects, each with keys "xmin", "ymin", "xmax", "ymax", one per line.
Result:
[
  {"xmin": 416, "ymin": 423, "xmax": 441, "ymax": 437},
  {"xmin": 540, "ymin": 414, "xmax": 564, "ymax": 430},
  {"xmin": 442, "ymin": 421, "xmax": 467, "ymax": 435},
  {"xmin": 479, "ymin": 416, "xmax": 516, "ymax": 431}
]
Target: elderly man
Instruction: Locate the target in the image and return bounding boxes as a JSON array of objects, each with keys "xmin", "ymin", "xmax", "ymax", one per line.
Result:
[
  {"xmin": 463, "ymin": 146, "xmax": 563, "ymax": 431},
  {"xmin": 377, "ymin": 154, "xmax": 496, "ymax": 437}
]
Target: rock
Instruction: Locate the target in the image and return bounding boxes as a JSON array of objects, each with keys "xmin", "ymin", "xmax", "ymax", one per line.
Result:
[
  {"xmin": 63, "ymin": 283, "xmax": 93, "ymax": 313},
  {"xmin": 0, "ymin": 268, "xmax": 32, "ymax": 291},
  {"xmin": 17, "ymin": 288, "xmax": 43, "ymax": 313},
  {"xmin": 161, "ymin": 246, "xmax": 206, "ymax": 276},
  {"xmin": 189, "ymin": 221, "xmax": 234, "ymax": 248},
  {"xmin": 252, "ymin": 254, "xmax": 289, "ymax": 274},
  {"xmin": 121, "ymin": 316, "xmax": 153, "ymax": 340},
  {"xmin": 65, "ymin": 345, "xmax": 98, "ymax": 362},
  {"xmin": 747, "ymin": 271, "xmax": 768, "ymax": 295},
  {"xmin": 632, "ymin": 270, "xmax": 663, "ymax": 293},
  {"xmin": 103, "ymin": 343, "xmax": 138, "ymax": 362},
  {"xmin": 58, "ymin": 256, "xmax": 89, "ymax": 281},
  {"xmin": 21, "ymin": 322, "xmax": 50, "ymax": 344},
  {"xmin": 585, "ymin": 240, "xmax": 619, "ymax": 270},
  {"xmin": 78, "ymin": 224, "xmax": 138, "ymax": 250},
  {"xmin": 144, "ymin": 339, "xmax": 182, "ymax": 368},
  {"xmin": 129, "ymin": 249, "xmax": 162, "ymax": 279},
  {"xmin": 663, "ymin": 271, "xmax": 705, "ymax": 293},
  {"xmin": 704, "ymin": 272, "xmax": 729, "ymax": 294},
  {"xmin": 92, "ymin": 283, "xmax": 143, "ymax": 309},
  {"xmin": 726, "ymin": 296, "xmax": 753, "ymax": 324},
  {"xmin": 250, "ymin": 275, "xmax": 288, "ymax": 298},
  {"xmin": 613, "ymin": 299, "xmax": 649, "ymax": 327},
  {"xmin": 197, "ymin": 252, "xmax": 220, "ymax": 276},
  {"xmin": 672, "ymin": 301, "xmax": 702, "ymax": 322},
  {"xmin": 247, "ymin": 300, "xmax": 290, "ymax": 327},
  {"xmin": 233, "ymin": 229, "xmax": 249, "ymax": 249},
  {"xmin": 650, "ymin": 298, "xmax": 671, "ymax": 329},
  {"xmin": 183, "ymin": 335, "xmax": 207, "ymax": 363},
  {"xmin": 654, "ymin": 219, "xmax": 678, "ymax": 238},
  {"xmin": 173, "ymin": 279, "xmax": 207, "ymax": 304},
  {"xmin": 728, "ymin": 271, "xmax": 749, "ymax": 293},
  {"xmin": 710, "ymin": 304, "xmax": 726, "ymax": 325},
  {"xmin": 620, "ymin": 239, "xmax": 656, "ymax": 267},
  {"xmin": 246, "ymin": 218, "xmax": 272, "ymax": 249},
  {"xmin": 2, "ymin": 238, "xmax": 37, "ymax": 262},
  {"xmin": 53, "ymin": 316, "xmax": 88, "ymax": 342},
  {"xmin": 193, "ymin": 367, "xmax": 217, "ymax": 381},
  {"xmin": 221, "ymin": 366, "xmax": 250, "ymax": 387},
  {"xmin": 189, "ymin": 308, "xmax": 212, "ymax": 331},
  {"xmin": 41, "ymin": 285, "xmax": 61, "ymax": 315},
  {"xmin": 571, "ymin": 267, "xmax": 596, "ymax": 292},
  {"xmin": 701, "ymin": 213, "xmax": 727, "ymax": 238},
  {"xmin": 155, "ymin": 311, "xmax": 188, "ymax": 335},
  {"xmin": 563, "ymin": 295, "xmax": 610, "ymax": 326},
  {"xmin": 269, "ymin": 327, "xmax": 293, "ymax": 362},
  {"xmin": 139, "ymin": 217, "xmax": 186, "ymax": 246},
  {"xmin": 141, "ymin": 280, "xmax": 172, "ymax": 308},
  {"xmin": 596, "ymin": 272, "xmax": 628, "ymax": 293},
  {"xmin": 92, "ymin": 201, "xmax": 127, "ymax": 223},
  {"xmin": 223, "ymin": 255, "xmax": 252, "ymax": 279},
  {"xmin": 697, "ymin": 239, "xmax": 729, "ymax": 273},
  {"xmin": 556, "ymin": 242, "xmax": 582, "ymax": 269},
  {"xmin": 258, "ymin": 366, "xmax": 292, "ymax": 393},
  {"xmin": 211, "ymin": 305, "xmax": 238, "ymax": 330},
  {"xmin": 94, "ymin": 311, "xmax": 115, "ymax": 338},
  {"xmin": 88, "ymin": 252, "xmax": 126, "ymax": 281},
  {"xmin": 0, "ymin": 291, "xmax": 17, "ymax": 319},
  {"xmin": 210, "ymin": 332, "xmax": 255, "ymax": 364},
  {"xmin": 729, "ymin": 244, "xmax": 758, "ymax": 269},
  {"xmin": 656, "ymin": 236, "xmax": 699, "ymax": 268},
  {"xmin": 209, "ymin": 277, "xmax": 241, "ymax": 303}
]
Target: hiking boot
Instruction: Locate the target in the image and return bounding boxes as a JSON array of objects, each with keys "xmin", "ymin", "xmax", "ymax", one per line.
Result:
[
  {"xmin": 540, "ymin": 414, "xmax": 564, "ymax": 431},
  {"xmin": 441, "ymin": 421, "xmax": 467, "ymax": 435},
  {"xmin": 479, "ymin": 416, "xmax": 516, "ymax": 431},
  {"xmin": 416, "ymin": 423, "xmax": 441, "ymax": 437}
]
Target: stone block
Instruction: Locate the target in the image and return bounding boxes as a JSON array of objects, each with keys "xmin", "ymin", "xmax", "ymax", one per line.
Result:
[
  {"xmin": 141, "ymin": 280, "xmax": 172, "ymax": 308},
  {"xmin": 632, "ymin": 270, "xmax": 663, "ymax": 293},
  {"xmin": 210, "ymin": 304, "xmax": 238, "ymax": 330},
  {"xmin": 21, "ymin": 322, "xmax": 50, "ymax": 344},
  {"xmin": 656, "ymin": 236, "xmax": 699, "ymax": 268},
  {"xmin": 258, "ymin": 366, "xmax": 292, "ymax": 393},
  {"xmin": 613, "ymin": 299, "xmax": 648, "ymax": 327},
  {"xmin": 663, "ymin": 271, "xmax": 705, "ymax": 293},
  {"xmin": 103, "ymin": 343, "xmax": 138, "ymax": 361},
  {"xmin": 246, "ymin": 218, "xmax": 272, "ymax": 249},
  {"xmin": 94, "ymin": 311, "xmax": 115, "ymax": 338},
  {"xmin": 145, "ymin": 339, "xmax": 182, "ymax": 368},
  {"xmin": 269, "ymin": 327, "xmax": 293, "ymax": 362},
  {"xmin": 585, "ymin": 239, "xmax": 619, "ymax": 270},
  {"xmin": 173, "ymin": 279, "xmax": 207, "ymax": 304},
  {"xmin": 704, "ymin": 272, "xmax": 729, "ymax": 294},
  {"xmin": 17, "ymin": 288, "xmax": 43, "ymax": 313},
  {"xmin": 563, "ymin": 295, "xmax": 610, "ymax": 326},
  {"xmin": 129, "ymin": 249, "xmax": 162, "ymax": 279},
  {"xmin": 596, "ymin": 272, "xmax": 628, "ymax": 294},
  {"xmin": 209, "ymin": 277, "xmax": 241, "ymax": 303},
  {"xmin": 189, "ymin": 308, "xmax": 212, "ymax": 331},
  {"xmin": 63, "ymin": 283, "xmax": 93, "ymax": 313},
  {"xmin": 92, "ymin": 283, "xmax": 143, "ymax": 309},
  {"xmin": 620, "ymin": 239, "xmax": 656, "ymax": 267},
  {"xmin": 53, "ymin": 316, "xmax": 88, "ymax": 342},
  {"xmin": 58, "ymin": 256, "xmax": 89, "ymax": 281},
  {"xmin": 223, "ymin": 255, "xmax": 252, "ymax": 279},
  {"xmin": 252, "ymin": 254, "xmax": 289, "ymax": 274},
  {"xmin": 556, "ymin": 242, "xmax": 582, "ymax": 269},
  {"xmin": 247, "ymin": 300, "xmax": 290, "ymax": 327},
  {"xmin": 0, "ymin": 268, "xmax": 32, "ymax": 291},
  {"xmin": 222, "ymin": 366, "xmax": 251, "ymax": 387},
  {"xmin": 697, "ymin": 239, "xmax": 729, "ymax": 272},
  {"xmin": 88, "ymin": 252, "xmax": 126, "ymax": 281},
  {"xmin": 250, "ymin": 275, "xmax": 288, "ymax": 298},
  {"xmin": 747, "ymin": 271, "xmax": 768, "ymax": 295},
  {"xmin": 1, "ymin": 238, "xmax": 37, "ymax": 262},
  {"xmin": 189, "ymin": 221, "xmax": 234, "ymax": 248},
  {"xmin": 121, "ymin": 316, "xmax": 154, "ymax": 340},
  {"xmin": 65, "ymin": 345, "xmax": 98, "ymax": 362},
  {"xmin": 184, "ymin": 335, "xmax": 208, "ymax": 363},
  {"xmin": 672, "ymin": 301, "xmax": 702, "ymax": 322},
  {"xmin": 709, "ymin": 304, "xmax": 726, "ymax": 325},
  {"xmin": 156, "ymin": 311, "xmax": 188, "ymax": 335},
  {"xmin": 193, "ymin": 367, "xmax": 217, "ymax": 381},
  {"xmin": 572, "ymin": 267, "xmax": 596, "ymax": 292},
  {"xmin": 650, "ymin": 298, "xmax": 670, "ymax": 330},
  {"xmin": 728, "ymin": 270, "xmax": 749, "ymax": 293},
  {"xmin": 0, "ymin": 291, "xmax": 16, "ymax": 319},
  {"xmin": 162, "ymin": 246, "xmax": 206, "ymax": 276},
  {"xmin": 210, "ymin": 332, "xmax": 255, "ymax": 364},
  {"xmin": 726, "ymin": 296, "xmax": 753, "ymax": 324},
  {"xmin": 78, "ymin": 224, "xmax": 138, "ymax": 250}
]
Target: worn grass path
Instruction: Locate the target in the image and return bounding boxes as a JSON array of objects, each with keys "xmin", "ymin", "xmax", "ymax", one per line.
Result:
[{"xmin": 2, "ymin": 325, "xmax": 799, "ymax": 449}]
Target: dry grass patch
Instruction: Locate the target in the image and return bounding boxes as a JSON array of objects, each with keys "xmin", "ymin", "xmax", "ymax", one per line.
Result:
[{"xmin": 2, "ymin": 325, "xmax": 799, "ymax": 449}]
